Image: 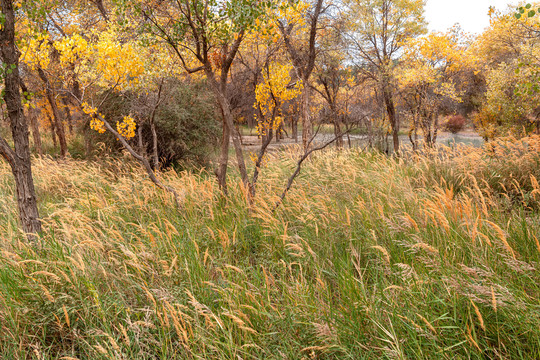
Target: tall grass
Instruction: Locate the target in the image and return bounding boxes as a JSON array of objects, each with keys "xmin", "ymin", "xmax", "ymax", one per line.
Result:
[{"xmin": 1, "ymin": 136, "xmax": 539, "ymax": 359}]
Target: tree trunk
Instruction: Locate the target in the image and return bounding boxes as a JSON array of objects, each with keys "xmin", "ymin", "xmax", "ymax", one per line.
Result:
[
  {"xmin": 382, "ymin": 82, "xmax": 399, "ymax": 154},
  {"xmin": 424, "ymin": 124, "xmax": 432, "ymax": 148},
  {"xmin": 48, "ymin": 114, "xmax": 57, "ymax": 149},
  {"xmin": 334, "ymin": 119, "xmax": 343, "ymax": 148},
  {"xmin": 292, "ymin": 116, "xmax": 298, "ymax": 143},
  {"xmin": 61, "ymin": 97, "xmax": 74, "ymax": 135},
  {"xmin": 275, "ymin": 123, "xmax": 281, "ymax": 143},
  {"xmin": 93, "ymin": 0, "xmax": 109, "ymax": 21},
  {"xmin": 11, "ymin": 160, "xmax": 41, "ymax": 236},
  {"xmin": 208, "ymin": 72, "xmax": 249, "ymax": 190},
  {"xmin": 367, "ymin": 118, "xmax": 373, "ymax": 149},
  {"xmin": 150, "ymin": 120, "xmax": 159, "ymax": 170},
  {"xmin": 409, "ymin": 112, "xmax": 419, "ymax": 151},
  {"xmin": 19, "ymin": 82, "xmax": 43, "ymax": 156},
  {"xmin": 28, "ymin": 108, "xmax": 43, "ymax": 156},
  {"xmin": 217, "ymin": 89, "xmax": 248, "ymax": 185},
  {"xmin": 301, "ymin": 80, "xmax": 312, "ymax": 150},
  {"xmin": 433, "ymin": 113, "xmax": 439, "ymax": 145},
  {"xmin": 385, "ymin": 96, "xmax": 399, "ymax": 153},
  {"xmin": 137, "ymin": 124, "xmax": 145, "ymax": 156},
  {"xmin": 331, "ymin": 105, "xmax": 343, "ymax": 148},
  {"xmin": 0, "ymin": 0, "xmax": 42, "ymax": 239},
  {"xmin": 249, "ymin": 105, "xmax": 278, "ymax": 198},
  {"xmin": 215, "ymin": 117, "xmax": 230, "ymax": 192},
  {"xmin": 38, "ymin": 67, "xmax": 68, "ymax": 157}
]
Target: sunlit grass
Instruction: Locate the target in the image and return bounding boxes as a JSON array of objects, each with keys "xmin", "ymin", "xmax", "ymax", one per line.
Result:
[{"xmin": 1, "ymin": 136, "xmax": 539, "ymax": 359}]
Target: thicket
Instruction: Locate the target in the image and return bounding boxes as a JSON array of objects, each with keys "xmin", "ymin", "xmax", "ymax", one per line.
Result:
[{"xmin": 84, "ymin": 80, "xmax": 219, "ymax": 168}]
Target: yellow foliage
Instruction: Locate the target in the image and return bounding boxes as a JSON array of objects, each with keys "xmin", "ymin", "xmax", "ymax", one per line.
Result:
[
  {"xmin": 90, "ymin": 118, "xmax": 106, "ymax": 134},
  {"xmin": 21, "ymin": 32, "xmax": 51, "ymax": 70},
  {"xmin": 89, "ymin": 28, "xmax": 145, "ymax": 89},
  {"xmin": 116, "ymin": 116, "xmax": 137, "ymax": 139},
  {"xmin": 54, "ymin": 33, "xmax": 91, "ymax": 66},
  {"xmin": 82, "ymin": 103, "xmax": 106, "ymax": 134},
  {"xmin": 399, "ymin": 30, "xmax": 475, "ymax": 98},
  {"xmin": 254, "ymin": 62, "xmax": 303, "ymax": 135},
  {"xmin": 81, "ymin": 102, "xmax": 97, "ymax": 116}
]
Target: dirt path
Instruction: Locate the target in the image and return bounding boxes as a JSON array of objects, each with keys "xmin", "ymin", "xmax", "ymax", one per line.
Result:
[{"xmin": 239, "ymin": 130, "xmax": 484, "ymax": 152}]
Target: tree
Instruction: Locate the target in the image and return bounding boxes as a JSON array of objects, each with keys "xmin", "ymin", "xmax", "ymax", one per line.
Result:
[
  {"xmin": 250, "ymin": 61, "xmax": 302, "ymax": 195},
  {"xmin": 474, "ymin": 60, "xmax": 539, "ymax": 139},
  {"xmin": 313, "ymin": 20, "xmax": 350, "ymax": 148},
  {"xmin": 276, "ymin": 0, "xmax": 326, "ymax": 150},
  {"xmin": 398, "ymin": 29, "xmax": 473, "ymax": 147},
  {"xmin": 345, "ymin": 0, "xmax": 426, "ymax": 153},
  {"xmin": 472, "ymin": 6, "xmax": 540, "ymax": 138},
  {"xmin": 0, "ymin": 0, "xmax": 42, "ymax": 239},
  {"xmin": 133, "ymin": 0, "xmax": 277, "ymax": 191}
]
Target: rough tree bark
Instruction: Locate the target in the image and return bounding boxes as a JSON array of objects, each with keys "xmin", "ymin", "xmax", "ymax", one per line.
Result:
[{"xmin": 0, "ymin": 0, "xmax": 42, "ymax": 239}]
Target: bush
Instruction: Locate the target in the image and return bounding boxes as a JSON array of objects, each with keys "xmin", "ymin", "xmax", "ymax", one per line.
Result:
[
  {"xmin": 87, "ymin": 79, "xmax": 220, "ymax": 168},
  {"xmin": 443, "ymin": 114, "xmax": 467, "ymax": 134},
  {"xmin": 148, "ymin": 79, "xmax": 220, "ymax": 168}
]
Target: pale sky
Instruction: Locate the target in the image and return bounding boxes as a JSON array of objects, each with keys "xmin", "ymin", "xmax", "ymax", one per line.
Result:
[{"xmin": 425, "ymin": 0, "xmax": 520, "ymax": 34}]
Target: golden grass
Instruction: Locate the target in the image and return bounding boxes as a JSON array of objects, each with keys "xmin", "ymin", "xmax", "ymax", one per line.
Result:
[{"xmin": 0, "ymin": 136, "xmax": 539, "ymax": 359}]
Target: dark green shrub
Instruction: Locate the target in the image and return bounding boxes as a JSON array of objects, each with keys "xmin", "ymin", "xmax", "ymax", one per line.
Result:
[{"xmin": 86, "ymin": 79, "xmax": 220, "ymax": 168}]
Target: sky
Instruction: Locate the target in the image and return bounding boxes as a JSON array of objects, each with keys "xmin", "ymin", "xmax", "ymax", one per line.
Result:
[{"xmin": 425, "ymin": 0, "xmax": 520, "ymax": 34}]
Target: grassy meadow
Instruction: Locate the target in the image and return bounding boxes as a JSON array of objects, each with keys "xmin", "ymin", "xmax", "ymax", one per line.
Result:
[{"xmin": 1, "ymin": 137, "xmax": 540, "ymax": 359}]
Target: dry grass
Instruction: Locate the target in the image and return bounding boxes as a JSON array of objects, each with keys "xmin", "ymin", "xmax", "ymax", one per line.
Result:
[{"xmin": 0, "ymin": 136, "xmax": 539, "ymax": 359}]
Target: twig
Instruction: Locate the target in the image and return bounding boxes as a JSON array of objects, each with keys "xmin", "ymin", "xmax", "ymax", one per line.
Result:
[
  {"xmin": 272, "ymin": 127, "xmax": 354, "ymax": 212},
  {"xmin": 70, "ymin": 92, "xmax": 183, "ymax": 209}
]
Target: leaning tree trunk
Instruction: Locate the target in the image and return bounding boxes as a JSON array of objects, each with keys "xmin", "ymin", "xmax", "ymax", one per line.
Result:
[
  {"xmin": 216, "ymin": 89, "xmax": 248, "ymax": 185},
  {"xmin": 0, "ymin": 0, "xmax": 42, "ymax": 239}
]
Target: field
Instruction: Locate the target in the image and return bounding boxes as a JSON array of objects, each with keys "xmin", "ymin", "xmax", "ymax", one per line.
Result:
[{"xmin": 1, "ymin": 137, "xmax": 540, "ymax": 359}]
